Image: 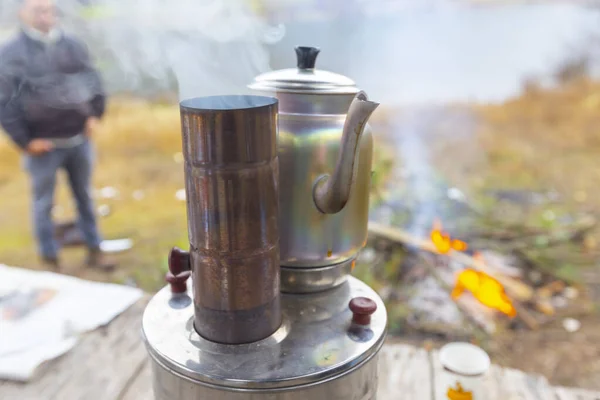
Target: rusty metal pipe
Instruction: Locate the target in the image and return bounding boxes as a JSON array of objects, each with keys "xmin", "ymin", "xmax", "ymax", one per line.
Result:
[{"xmin": 180, "ymin": 95, "xmax": 281, "ymax": 344}]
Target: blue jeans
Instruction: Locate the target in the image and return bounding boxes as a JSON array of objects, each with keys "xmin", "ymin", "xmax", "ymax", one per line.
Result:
[{"xmin": 23, "ymin": 139, "xmax": 101, "ymax": 259}]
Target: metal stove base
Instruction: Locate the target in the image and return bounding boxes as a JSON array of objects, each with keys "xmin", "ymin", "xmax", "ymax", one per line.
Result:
[
  {"xmin": 149, "ymin": 349, "xmax": 379, "ymax": 400},
  {"xmin": 143, "ymin": 276, "xmax": 387, "ymax": 400}
]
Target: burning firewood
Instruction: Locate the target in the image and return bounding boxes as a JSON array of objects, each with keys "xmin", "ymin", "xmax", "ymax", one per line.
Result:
[
  {"xmin": 536, "ymin": 280, "xmax": 566, "ymax": 299},
  {"xmin": 367, "ymin": 221, "xmax": 535, "ymax": 301},
  {"xmin": 451, "ymin": 268, "xmax": 517, "ymax": 318},
  {"xmin": 430, "ymin": 218, "xmax": 468, "ymax": 254},
  {"xmin": 367, "ymin": 221, "xmax": 541, "ymax": 330},
  {"xmin": 417, "ymin": 253, "xmax": 497, "ymax": 335}
]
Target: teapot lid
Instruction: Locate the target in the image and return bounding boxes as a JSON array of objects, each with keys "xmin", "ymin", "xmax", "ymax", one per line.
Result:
[{"xmin": 248, "ymin": 46, "xmax": 360, "ymax": 95}]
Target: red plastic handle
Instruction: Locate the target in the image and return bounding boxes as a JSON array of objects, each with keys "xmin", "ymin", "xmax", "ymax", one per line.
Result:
[
  {"xmin": 166, "ymin": 247, "xmax": 191, "ymax": 294},
  {"xmin": 349, "ymin": 297, "xmax": 377, "ymax": 326}
]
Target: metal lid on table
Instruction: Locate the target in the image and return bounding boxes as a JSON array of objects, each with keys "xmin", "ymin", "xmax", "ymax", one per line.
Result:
[
  {"xmin": 248, "ymin": 46, "xmax": 360, "ymax": 95},
  {"xmin": 142, "ymin": 276, "xmax": 387, "ymax": 390}
]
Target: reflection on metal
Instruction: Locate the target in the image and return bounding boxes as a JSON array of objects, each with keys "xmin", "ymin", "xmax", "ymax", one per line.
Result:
[
  {"xmin": 143, "ymin": 48, "xmax": 387, "ymax": 400},
  {"xmin": 180, "ymin": 95, "xmax": 281, "ymax": 345},
  {"xmin": 249, "ymin": 46, "xmax": 379, "ymax": 272},
  {"xmin": 143, "ymin": 277, "xmax": 387, "ymax": 399},
  {"xmin": 280, "ymin": 258, "xmax": 354, "ymax": 293}
]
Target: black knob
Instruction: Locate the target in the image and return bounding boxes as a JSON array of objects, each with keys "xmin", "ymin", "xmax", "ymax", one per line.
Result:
[{"xmin": 295, "ymin": 46, "xmax": 320, "ymax": 70}]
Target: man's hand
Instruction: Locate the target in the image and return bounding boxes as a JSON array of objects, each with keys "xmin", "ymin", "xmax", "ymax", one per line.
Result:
[
  {"xmin": 85, "ymin": 117, "xmax": 101, "ymax": 137},
  {"xmin": 26, "ymin": 139, "xmax": 54, "ymax": 156}
]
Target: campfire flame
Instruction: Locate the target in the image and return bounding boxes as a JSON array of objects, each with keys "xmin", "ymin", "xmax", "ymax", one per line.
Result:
[
  {"xmin": 430, "ymin": 220, "xmax": 517, "ymax": 318},
  {"xmin": 430, "ymin": 219, "xmax": 468, "ymax": 254},
  {"xmin": 452, "ymin": 254, "xmax": 517, "ymax": 318}
]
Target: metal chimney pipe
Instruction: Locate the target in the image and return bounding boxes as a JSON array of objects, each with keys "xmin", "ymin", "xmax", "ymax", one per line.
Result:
[{"xmin": 180, "ymin": 95, "xmax": 281, "ymax": 344}]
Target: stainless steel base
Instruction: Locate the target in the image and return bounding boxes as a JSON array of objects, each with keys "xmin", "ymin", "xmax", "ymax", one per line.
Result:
[
  {"xmin": 150, "ymin": 348, "xmax": 379, "ymax": 400},
  {"xmin": 280, "ymin": 258, "xmax": 354, "ymax": 293},
  {"xmin": 143, "ymin": 276, "xmax": 387, "ymax": 400}
]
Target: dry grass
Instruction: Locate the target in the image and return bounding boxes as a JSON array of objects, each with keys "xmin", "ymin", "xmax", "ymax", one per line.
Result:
[
  {"xmin": 0, "ymin": 97, "xmax": 395, "ymax": 291},
  {"xmin": 385, "ymin": 77, "xmax": 600, "ymax": 221},
  {"xmin": 2, "ymin": 78, "xmax": 600, "ymax": 292},
  {"xmin": 370, "ymin": 78, "xmax": 600, "ymax": 389},
  {"xmin": 2, "ymin": 81, "xmax": 600, "ymax": 388},
  {"xmin": 475, "ymin": 78, "xmax": 600, "ymax": 200},
  {"xmin": 0, "ymin": 98, "xmax": 188, "ymax": 290}
]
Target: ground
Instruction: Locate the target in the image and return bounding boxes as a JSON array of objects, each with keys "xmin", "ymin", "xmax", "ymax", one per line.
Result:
[
  {"xmin": 364, "ymin": 77, "xmax": 600, "ymax": 390},
  {"xmin": 0, "ymin": 97, "xmax": 188, "ymax": 290},
  {"xmin": 1, "ymin": 79, "xmax": 599, "ymax": 390}
]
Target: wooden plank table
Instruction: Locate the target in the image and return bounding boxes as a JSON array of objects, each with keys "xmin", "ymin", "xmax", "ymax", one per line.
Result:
[{"xmin": 2, "ymin": 298, "xmax": 599, "ymax": 400}]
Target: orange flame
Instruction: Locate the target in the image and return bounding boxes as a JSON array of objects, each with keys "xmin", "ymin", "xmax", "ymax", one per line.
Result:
[
  {"xmin": 430, "ymin": 219, "xmax": 468, "ymax": 254},
  {"xmin": 451, "ymin": 253, "xmax": 517, "ymax": 318}
]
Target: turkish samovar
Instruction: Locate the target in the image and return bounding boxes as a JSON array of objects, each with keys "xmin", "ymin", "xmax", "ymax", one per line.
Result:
[{"xmin": 142, "ymin": 46, "xmax": 387, "ymax": 400}]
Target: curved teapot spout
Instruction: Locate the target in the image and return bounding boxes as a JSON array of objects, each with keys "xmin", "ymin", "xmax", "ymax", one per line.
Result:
[{"xmin": 313, "ymin": 91, "xmax": 380, "ymax": 214}]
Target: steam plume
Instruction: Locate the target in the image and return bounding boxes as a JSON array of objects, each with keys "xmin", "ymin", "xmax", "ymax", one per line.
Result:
[{"xmin": 55, "ymin": 0, "xmax": 285, "ymax": 100}]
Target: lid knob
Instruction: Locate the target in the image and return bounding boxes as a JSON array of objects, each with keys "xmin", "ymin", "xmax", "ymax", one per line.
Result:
[
  {"xmin": 349, "ymin": 297, "xmax": 377, "ymax": 326},
  {"xmin": 295, "ymin": 46, "xmax": 320, "ymax": 70}
]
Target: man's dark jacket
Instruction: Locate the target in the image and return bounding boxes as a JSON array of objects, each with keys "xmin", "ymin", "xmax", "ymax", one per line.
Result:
[{"xmin": 0, "ymin": 30, "xmax": 106, "ymax": 150}]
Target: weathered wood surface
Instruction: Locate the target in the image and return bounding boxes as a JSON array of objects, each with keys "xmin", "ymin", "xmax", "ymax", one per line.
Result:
[
  {"xmin": 378, "ymin": 344, "xmax": 432, "ymax": 399},
  {"xmin": 0, "ymin": 298, "xmax": 150, "ymax": 400},
  {"xmin": 432, "ymin": 349, "xmax": 558, "ymax": 400},
  {"xmin": 1, "ymin": 298, "xmax": 599, "ymax": 400},
  {"xmin": 553, "ymin": 387, "xmax": 600, "ymax": 400},
  {"xmin": 121, "ymin": 359, "xmax": 153, "ymax": 400}
]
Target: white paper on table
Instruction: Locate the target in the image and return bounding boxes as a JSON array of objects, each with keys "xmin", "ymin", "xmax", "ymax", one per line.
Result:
[{"xmin": 0, "ymin": 265, "xmax": 143, "ymax": 382}]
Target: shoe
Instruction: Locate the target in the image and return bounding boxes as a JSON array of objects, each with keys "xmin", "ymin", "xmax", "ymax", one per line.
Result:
[
  {"xmin": 86, "ymin": 248, "xmax": 117, "ymax": 271},
  {"xmin": 54, "ymin": 221, "xmax": 86, "ymax": 248},
  {"xmin": 41, "ymin": 256, "xmax": 61, "ymax": 271}
]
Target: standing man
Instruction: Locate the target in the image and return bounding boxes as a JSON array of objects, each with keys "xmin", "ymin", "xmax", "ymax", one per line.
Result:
[{"xmin": 0, "ymin": 0, "xmax": 115, "ymax": 270}]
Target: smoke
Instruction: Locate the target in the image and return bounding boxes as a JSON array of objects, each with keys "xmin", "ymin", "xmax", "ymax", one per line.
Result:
[
  {"xmin": 371, "ymin": 106, "xmax": 479, "ymax": 237},
  {"xmin": 393, "ymin": 110, "xmax": 438, "ymax": 237},
  {"xmin": 265, "ymin": 2, "xmax": 599, "ymax": 236},
  {"xmin": 54, "ymin": 0, "xmax": 285, "ymax": 100}
]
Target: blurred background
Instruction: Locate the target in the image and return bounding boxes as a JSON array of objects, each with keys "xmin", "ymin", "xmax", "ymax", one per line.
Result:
[{"xmin": 1, "ymin": 0, "xmax": 600, "ymax": 390}]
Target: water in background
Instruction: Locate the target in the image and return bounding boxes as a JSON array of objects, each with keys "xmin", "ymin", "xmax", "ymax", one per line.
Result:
[
  {"xmin": 1, "ymin": 2, "xmax": 597, "ymax": 104},
  {"xmin": 270, "ymin": 2, "xmax": 600, "ymax": 105}
]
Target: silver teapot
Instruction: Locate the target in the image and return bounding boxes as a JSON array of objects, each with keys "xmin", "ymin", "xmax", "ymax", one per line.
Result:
[{"xmin": 249, "ymin": 46, "xmax": 379, "ymax": 293}]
